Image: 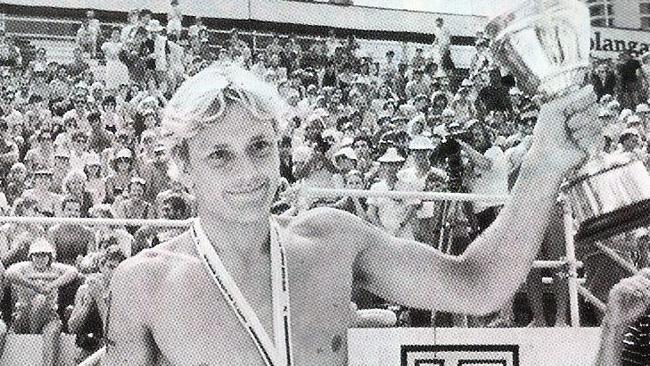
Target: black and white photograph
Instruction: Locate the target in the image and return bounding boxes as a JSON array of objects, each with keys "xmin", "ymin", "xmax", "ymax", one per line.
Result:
[{"xmin": 0, "ymin": 0, "xmax": 649, "ymax": 365}]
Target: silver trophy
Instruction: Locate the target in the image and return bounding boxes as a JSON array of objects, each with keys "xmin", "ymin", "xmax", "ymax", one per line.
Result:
[{"xmin": 487, "ymin": 0, "xmax": 650, "ymax": 242}]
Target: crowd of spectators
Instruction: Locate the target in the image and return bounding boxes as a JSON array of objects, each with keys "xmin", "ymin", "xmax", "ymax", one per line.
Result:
[{"xmin": 0, "ymin": 2, "xmax": 649, "ymax": 364}]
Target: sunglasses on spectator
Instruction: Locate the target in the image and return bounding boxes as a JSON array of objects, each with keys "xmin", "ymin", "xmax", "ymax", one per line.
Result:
[{"xmin": 116, "ymin": 158, "xmax": 130, "ymax": 163}]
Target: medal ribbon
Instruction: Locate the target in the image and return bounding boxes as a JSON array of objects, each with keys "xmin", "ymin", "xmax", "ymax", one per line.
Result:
[{"xmin": 192, "ymin": 218, "xmax": 293, "ymax": 366}]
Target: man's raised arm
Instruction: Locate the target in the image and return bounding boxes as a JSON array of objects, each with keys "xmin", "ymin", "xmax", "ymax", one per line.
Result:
[{"xmin": 349, "ymin": 86, "xmax": 604, "ymax": 315}]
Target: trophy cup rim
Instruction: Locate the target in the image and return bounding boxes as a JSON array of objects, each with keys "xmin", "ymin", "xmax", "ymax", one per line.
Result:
[{"xmin": 486, "ymin": 0, "xmax": 590, "ymax": 42}]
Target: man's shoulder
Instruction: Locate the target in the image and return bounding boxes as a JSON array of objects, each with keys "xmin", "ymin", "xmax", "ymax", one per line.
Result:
[
  {"xmin": 286, "ymin": 207, "xmax": 363, "ymax": 240},
  {"xmin": 112, "ymin": 231, "xmax": 196, "ymax": 290}
]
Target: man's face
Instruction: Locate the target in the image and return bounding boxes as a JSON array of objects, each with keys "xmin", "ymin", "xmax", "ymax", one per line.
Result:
[
  {"xmin": 130, "ymin": 183, "xmax": 145, "ymax": 200},
  {"xmin": 381, "ymin": 162, "xmax": 402, "ymax": 178},
  {"xmin": 412, "ymin": 150, "xmax": 430, "ymax": 166},
  {"xmin": 62, "ymin": 201, "xmax": 81, "ymax": 218},
  {"xmin": 34, "ymin": 174, "xmax": 52, "ymax": 188},
  {"xmin": 54, "ymin": 156, "xmax": 70, "ymax": 169},
  {"xmin": 154, "ymin": 149, "xmax": 167, "ymax": 163},
  {"xmin": 336, "ymin": 156, "xmax": 355, "ymax": 172},
  {"xmin": 346, "ymin": 175, "xmax": 364, "ymax": 190},
  {"xmin": 622, "ymin": 135, "xmax": 639, "ymax": 151},
  {"xmin": 161, "ymin": 202, "xmax": 182, "ymax": 220},
  {"xmin": 353, "ymin": 139, "xmax": 370, "ymax": 157},
  {"xmin": 185, "ymin": 103, "xmax": 280, "ymax": 223},
  {"xmin": 68, "ymin": 177, "xmax": 86, "ymax": 194},
  {"xmin": 73, "ymin": 135, "xmax": 87, "ymax": 151}
]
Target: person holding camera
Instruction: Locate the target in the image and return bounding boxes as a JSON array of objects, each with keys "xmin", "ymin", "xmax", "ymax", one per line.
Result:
[{"xmin": 458, "ymin": 120, "xmax": 509, "ymax": 235}]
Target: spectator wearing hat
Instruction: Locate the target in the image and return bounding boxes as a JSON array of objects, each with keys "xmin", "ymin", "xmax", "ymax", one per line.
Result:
[
  {"xmin": 398, "ymin": 136, "xmax": 441, "ymax": 242},
  {"xmin": 83, "ymin": 153, "xmax": 105, "ymax": 206},
  {"xmin": 0, "ymin": 196, "xmax": 45, "ymax": 271},
  {"xmin": 48, "ymin": 65, "xmax": 72, "ymax": 101},
  {"xmin": 104, "ymin": 148, "xmax": 137, "ymax": 204},
  {"xmin": 140, "ymin": 144, "xmax": 171, "ymax": 204},
  {"xmin": 113, "ymin": 177, "xmax": 156, "ymax": 233},
  {"xmin": 614, "ymin": 128, "xmax": 648, "ymax": 164},
  {"xmin": 449, "ymin": 87, "xmax": 476, "ymax": 121},
  {"xmin": 459, "ymin": 122, "xmax": 509, "ymax": 235},
  {"xmin": 592, "ymin": 63, "xmax": 617, "ymax": 101},
  {"xmin": 406, "ymin": 68, "xmax": 431, "ymax": 100},
  {"xmin": 367, "ymin": 147, "xmax": 413, "ymax": 238},
  {"xmin": 4, "ymin": 238, "xmax": 78, "ymax": 366},
  {"xmin": 635, "ymin": 103, "xmax": 650, "ymax": 135},
  {"xmin": 627, "ymin": 114, "xmax": 647, "ymax": 139},
  {"xmin": 24, "ymin": 130, "xmax": 55, "ymax": 173},
  {"xmin": 51, "ymin": 148, "xmax": 71, "ymax": 194},
  {"xmin": 61, "ymin": 170, "xmax": 94, "ymax": 218}
]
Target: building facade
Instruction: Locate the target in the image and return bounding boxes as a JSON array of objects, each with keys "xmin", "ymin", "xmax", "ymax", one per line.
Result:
[{"xmin": 585, "ymin": 0, "xmax": 650, "ymax": 30}]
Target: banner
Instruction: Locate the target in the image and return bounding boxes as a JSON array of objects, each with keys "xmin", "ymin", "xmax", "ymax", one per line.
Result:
[
  {"xmin": 591, "ymin": 26, "xmax": 650, "ymax": 57},
  {"xmin": 348, "ymin": 327, "xmax": 601, "ymax": 366}
]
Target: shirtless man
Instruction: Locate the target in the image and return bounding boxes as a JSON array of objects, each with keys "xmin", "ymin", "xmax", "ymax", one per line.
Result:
[
  {"xmin": 105, "ymin": 64, "xmax": 605, "ymax": 365},
  {"xmin": 4, "ymin": 238, "xmax": 78, "ymax": 366}
]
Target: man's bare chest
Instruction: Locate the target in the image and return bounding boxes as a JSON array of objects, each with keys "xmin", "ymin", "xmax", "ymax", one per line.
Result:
[{"xmin": 149, "ymin": 246, "xmax": 355, "ymax": 366}]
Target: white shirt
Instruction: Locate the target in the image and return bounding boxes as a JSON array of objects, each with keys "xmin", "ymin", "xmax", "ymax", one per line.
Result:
[
  {"xmin": 367, "ymin": 179, "xmax": 414, "ymax": 239},
  {"xmin": 468, "ymin": 146, "xmax": 510, "ymax": 212}
]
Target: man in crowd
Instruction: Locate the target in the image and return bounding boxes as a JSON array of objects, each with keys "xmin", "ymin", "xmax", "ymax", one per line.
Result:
[
  {"xmin": 132, "ymin": 194, "xmax": 191, "ymax": 255},
  {"xmin": 68, "ymin": 246, "xmax": 126, "ymax": 362},
  {"xmin": 4, "ymin": 238, "xmax": 78, "ymax": 366}
]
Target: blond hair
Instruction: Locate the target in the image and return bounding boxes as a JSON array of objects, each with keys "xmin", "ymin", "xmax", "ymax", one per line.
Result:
[{"xmin": 161, "ymin": 63, "xmax": 288, "ymax": 166}]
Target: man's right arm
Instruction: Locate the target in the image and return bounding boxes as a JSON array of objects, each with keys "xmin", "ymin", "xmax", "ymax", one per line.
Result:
[{"xmin": 103, "ymin": 258, "xmax": 157, "ymax": 365}]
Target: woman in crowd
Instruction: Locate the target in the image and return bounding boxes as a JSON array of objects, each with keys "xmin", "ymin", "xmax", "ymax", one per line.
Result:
[
  {"xmin": 104, "ymin": 148, "xmax": 137, "ymax": 204},
  {"xmin": 83, "ymin": 153, "xmax": 106, "ymax": 206},
  {"xmin": 4, "ymin": 162, "xmax": 27, "ymax": 207},
  {"xmin": 88, "ymin": 205, "xmax": 134, "ymax": 257},
  {"xmin": 330, "ymin": 169, "xmax": 368, "ymax": 220},
  {"xmin": 61, "ymin": 170, "xmax": 93, "ymax": 218},
  {"xmin": 21, "ymin": 169, "xmax": 61, "ymax": 218},
  {"xmin": 101, "ymin": 27, "xmax": 131, "ymax": 91}
]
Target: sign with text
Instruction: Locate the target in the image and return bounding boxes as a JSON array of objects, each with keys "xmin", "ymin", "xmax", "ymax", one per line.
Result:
[
  {"xmin": 348, "ymin": 327, "xmax": 601, "ymax": 366},
  {"xmin": 591, "ymin": 27, "xmax": 650, "ymax": 57}
]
